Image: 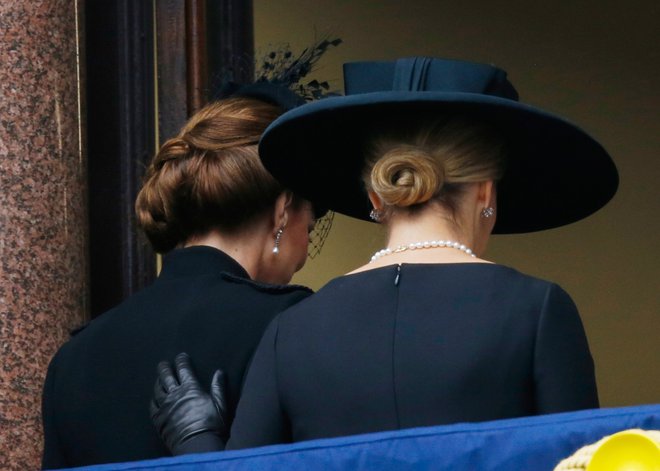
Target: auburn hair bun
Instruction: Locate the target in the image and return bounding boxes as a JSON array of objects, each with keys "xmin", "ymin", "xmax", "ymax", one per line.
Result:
[{"xmin": 135, "ymin": 97, "xmax": 284, "ymax": 253}]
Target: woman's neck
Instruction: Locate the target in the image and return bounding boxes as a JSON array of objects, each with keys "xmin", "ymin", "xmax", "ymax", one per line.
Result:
[
  {"xmin": 386, "ymin": 213, "xmax": 471, "ymax": 249},
  {"xmin": 183, "ymin": 227, "xmax": 269, "ymax": 280},
  {"xmin": 385, "ymin": 199, "xmax": 484, "ymax": 247},
  {"xmin": 347, "ymin": 207, "xmax": 489, "ymax": 275}
]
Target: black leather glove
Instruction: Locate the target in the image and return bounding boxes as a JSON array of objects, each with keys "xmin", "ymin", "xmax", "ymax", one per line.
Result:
[{"xmin": 150, "ymin": 352, "xmax": 228, "ymax": 455}]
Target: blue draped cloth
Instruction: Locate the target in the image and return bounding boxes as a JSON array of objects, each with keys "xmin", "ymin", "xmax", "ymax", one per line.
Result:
[{"xmin": 58, "ymin": 404, "xmax": 660, "ymax": 471}]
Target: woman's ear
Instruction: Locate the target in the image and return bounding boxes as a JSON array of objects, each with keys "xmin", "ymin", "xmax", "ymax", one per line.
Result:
[
  {"xmin": 368, "ymin": 190, "xmax": 383, "ymax": 211},
  {"xmin": 477, "ymin": 180, "xmax": 496, "ymax": 209},
  {"xmin": 273, "ymin": 191, "xmax": 293, "ymax": 231}
]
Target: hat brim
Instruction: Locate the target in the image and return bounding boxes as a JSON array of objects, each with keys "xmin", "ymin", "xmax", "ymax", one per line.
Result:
[{"xmin": 259, "ymin": 91, "xmax": 618, "ymax": 234}]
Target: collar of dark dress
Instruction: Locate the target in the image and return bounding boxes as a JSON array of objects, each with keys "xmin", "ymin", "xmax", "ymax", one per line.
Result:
[{"xmin": 158, "ymin": 246, "xmax": 250, "ymax": 280}]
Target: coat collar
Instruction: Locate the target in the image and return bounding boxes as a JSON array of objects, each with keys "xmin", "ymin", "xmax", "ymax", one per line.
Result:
[{"xmin": 158, "ymin": 246, "xmax": 250, "ymax": 281}]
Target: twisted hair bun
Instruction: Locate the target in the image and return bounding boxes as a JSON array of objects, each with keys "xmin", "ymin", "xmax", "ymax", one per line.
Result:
[
  {"xmin": 363, "ymin": 116, "xmax": 507, "ymax": 219},
  {"xmin": 370, "ymin": 146, "xmax": 444, "ymax": 207},
  {"xmin": 135, "ymin": 97, "xmax": 284, "ymax": 253},
  {"xmin": 151, "ymin": 138, "xmax": 190, "ymax": 171}
]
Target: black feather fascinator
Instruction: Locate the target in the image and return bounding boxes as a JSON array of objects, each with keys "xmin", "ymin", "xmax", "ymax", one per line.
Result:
[{"xmin": 212, "ymin": 37, "xmax": 342, "ymax": 111}]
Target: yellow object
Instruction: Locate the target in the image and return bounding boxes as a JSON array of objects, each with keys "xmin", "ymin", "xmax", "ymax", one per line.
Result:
[
  {"xmin": 554, "ymin": 430, "xmax": 660, "ymax": 471},
  {"xmin": 586, "ymin": 430, "xmax": 660, "ymax": 471}
]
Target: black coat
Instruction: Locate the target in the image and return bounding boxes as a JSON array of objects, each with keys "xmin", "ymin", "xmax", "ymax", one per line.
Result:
[
  {"xmin": 41, "ymin": 246, "xmax": 311, "ymax": 469},
  {"xmin": 227, "ymin": 263, "xmax": 599, "ymax": 449}
]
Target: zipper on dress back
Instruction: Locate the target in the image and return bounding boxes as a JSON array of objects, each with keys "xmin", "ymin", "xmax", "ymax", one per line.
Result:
[{"xmin": 394, "ymin": 264, "xmax": 401, "ymax": 286}]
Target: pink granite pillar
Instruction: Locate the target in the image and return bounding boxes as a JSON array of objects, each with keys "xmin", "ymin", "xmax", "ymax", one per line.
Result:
[{"xmin": 0, "ymin": 1, "xmax": 87, "ymax": 469}]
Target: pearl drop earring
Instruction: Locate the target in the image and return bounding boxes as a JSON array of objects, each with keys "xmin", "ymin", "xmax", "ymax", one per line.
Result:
[{"xmin": 272, "ymin": 228, "xmax": 284, "ymax": 254}]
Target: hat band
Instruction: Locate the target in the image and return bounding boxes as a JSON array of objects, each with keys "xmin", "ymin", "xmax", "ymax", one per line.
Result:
[{"xmin": 393, "ymin": 57, "xmax": 432, "ymax": 91}]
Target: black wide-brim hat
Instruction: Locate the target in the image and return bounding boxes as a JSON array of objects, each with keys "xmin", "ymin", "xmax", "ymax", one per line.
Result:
[{"xmin": 259, "ymin": 58, "xmax": 618, "ymax": 233}]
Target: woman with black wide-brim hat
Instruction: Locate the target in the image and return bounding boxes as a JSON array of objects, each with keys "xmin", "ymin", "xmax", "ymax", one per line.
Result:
[
  {"xmin": 222, "ymin": 57, "xmax": 617, "ymax": 449},
  {"xmin": 152, "ymin": 57, "xmax": 618, "ymax": 451}
]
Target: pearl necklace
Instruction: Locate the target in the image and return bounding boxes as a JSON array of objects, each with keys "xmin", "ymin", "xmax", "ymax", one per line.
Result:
[{"xmin": 370, "ymin": 239, "xmax": 476, "ymax": 263}]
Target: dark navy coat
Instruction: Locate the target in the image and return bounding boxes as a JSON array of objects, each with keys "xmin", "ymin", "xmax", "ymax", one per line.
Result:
[
  {"xmin": 227, "ymin": 263, "xmax": 598, "ymax": 449},
  {"xmin": 42, "ymin": 246, "xmax": 311, "ymax": 468}
]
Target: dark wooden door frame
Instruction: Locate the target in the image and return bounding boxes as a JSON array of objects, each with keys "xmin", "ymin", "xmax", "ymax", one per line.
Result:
[
  {"xmin": 85, "ymin": 0, "xmax": 157, "ymax": 318},
  {"xmin": 85, "ymin": 0, "xmax": 254, "ymax": 318}
]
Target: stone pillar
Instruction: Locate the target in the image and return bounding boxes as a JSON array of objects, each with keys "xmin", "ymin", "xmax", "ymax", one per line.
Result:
[{"xmin": 0, "ymin": 1, "xmax": 87, "ymax": 469}]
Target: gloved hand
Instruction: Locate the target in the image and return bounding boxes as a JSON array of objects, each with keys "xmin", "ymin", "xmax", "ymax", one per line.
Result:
[{"xmin": 150, "ymin": 352, "xmax": 228, "ymax": 455}]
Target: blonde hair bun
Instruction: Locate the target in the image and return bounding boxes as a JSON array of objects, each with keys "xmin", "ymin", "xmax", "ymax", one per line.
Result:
[{"xmin": 370, "ymin": 146, "xmax": 444, "ymax": 207}]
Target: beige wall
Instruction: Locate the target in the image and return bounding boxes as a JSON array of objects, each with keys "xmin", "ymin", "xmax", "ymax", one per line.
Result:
[{"xmin": 254, "ymin": 0, "xmax": 659, "ymax": 407}]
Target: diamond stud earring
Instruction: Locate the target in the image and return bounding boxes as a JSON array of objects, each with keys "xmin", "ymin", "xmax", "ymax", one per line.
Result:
[
  {"xmin": 480, "ymin": 207, "xmax": 495, "ymax": 218},
  {"xmin": 369, "ymin": 209, "xmax": 382, "ymax": 222}
]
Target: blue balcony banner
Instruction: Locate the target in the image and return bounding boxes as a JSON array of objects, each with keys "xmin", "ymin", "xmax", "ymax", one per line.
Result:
[{"xmin": 58, "ymin": 404, "xmax": 660, "ymax": 471}]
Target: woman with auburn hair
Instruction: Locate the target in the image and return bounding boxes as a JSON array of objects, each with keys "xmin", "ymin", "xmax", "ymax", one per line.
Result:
[
  {"xmin": 41, "ymin": 94, "xmax": 319, "ymax": 468},
  {"xmin": 153, "ymin": 57, "xmax": 618, "ymax": 451},
  {"xmin": 135, "ymin": 97, "xmax": 316, "ymax": 283}
]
